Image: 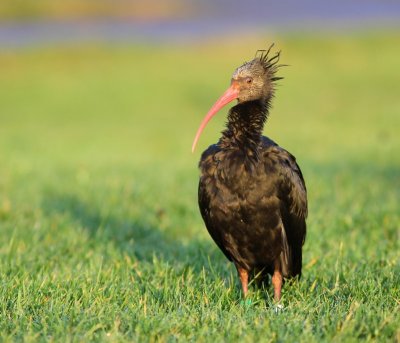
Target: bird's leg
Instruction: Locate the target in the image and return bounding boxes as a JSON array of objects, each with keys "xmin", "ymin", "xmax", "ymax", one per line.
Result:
[
  {"xmin": 236, "ymin": 266, "xmax": 249, "ymax": 297},
  {"xmin": 271, "ymin": 259, "xmax": 283, "ymax": 301}
]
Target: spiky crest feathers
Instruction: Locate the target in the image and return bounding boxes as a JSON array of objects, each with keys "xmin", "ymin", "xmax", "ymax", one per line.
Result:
[{"xmin": 234, "ymin": 43, "xmax": 286, "ymax": 83}]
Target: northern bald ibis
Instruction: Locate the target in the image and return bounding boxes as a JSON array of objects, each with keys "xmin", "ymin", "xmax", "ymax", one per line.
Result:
[{"xmin": 192, "ymin": 46, "xmax": 307, "ymax": 301}]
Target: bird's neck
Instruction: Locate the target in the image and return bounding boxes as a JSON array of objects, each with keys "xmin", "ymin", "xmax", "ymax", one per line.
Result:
[{"xmin": 220, "ymin": 99, "xmax": 269, "ymax": 152}]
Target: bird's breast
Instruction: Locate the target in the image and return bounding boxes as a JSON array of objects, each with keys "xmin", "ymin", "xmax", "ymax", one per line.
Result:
[{"xmin": 200, "ymin": 149, "xmax": 280, "ymax": 213}]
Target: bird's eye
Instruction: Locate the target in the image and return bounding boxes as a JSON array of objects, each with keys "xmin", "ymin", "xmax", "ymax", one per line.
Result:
[{"xmin": 246, "ymin": 77, "xmax": 253, "ymax": 84}]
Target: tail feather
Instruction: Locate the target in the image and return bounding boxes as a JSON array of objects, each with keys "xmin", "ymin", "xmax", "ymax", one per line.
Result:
[
  {"xmin": 280, "ymin": 220, "xmax": 305, "ymax": 278},
  {"xmin": 280, "ymin": 223, "xmax": 291, "ymax": 277}
]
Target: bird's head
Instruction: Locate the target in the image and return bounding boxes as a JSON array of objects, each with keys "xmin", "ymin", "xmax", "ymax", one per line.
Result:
[{"xmin": 192, "ymin": 45, "xmax": 284, "ymax": 152}]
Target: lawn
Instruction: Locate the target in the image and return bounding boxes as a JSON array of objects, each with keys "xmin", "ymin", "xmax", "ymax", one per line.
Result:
[{"xmin": 0, "ymin": 32, "xmax": 399, "ymax": 341}]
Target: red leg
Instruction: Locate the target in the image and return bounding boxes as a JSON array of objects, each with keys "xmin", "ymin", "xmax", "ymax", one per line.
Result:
[
  {"xmin": 236, "ymin": 266, "xmax": 249, "ymax": 297},
  {"xmin": 271, "ymin": 259, "xmax": 283, "ymax": 301}
]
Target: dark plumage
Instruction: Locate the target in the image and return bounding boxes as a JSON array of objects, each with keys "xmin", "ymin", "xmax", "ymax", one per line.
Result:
[{"xmin": 192, "ymin": 46, "xmax": 307, "ymax": 301}]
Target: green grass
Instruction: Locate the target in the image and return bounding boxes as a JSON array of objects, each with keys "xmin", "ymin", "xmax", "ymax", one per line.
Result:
[{"xmin": 0, "ymin": 33, "xmax": 399, "ymax": 342}]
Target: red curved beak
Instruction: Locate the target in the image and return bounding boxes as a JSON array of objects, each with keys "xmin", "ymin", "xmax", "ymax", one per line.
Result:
[{"xmin": 192, "ymin": 83, "xmax": 240, "ymax": 153}]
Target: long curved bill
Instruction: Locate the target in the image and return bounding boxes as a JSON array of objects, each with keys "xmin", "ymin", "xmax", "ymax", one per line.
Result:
[{"xmin": 191, "ymin": 83, "xmax": 239, "ymax": 153}]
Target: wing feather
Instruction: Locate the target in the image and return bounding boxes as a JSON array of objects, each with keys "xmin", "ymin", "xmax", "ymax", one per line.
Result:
[{"xmin": 261, "ymin": 137, "xmax": 307, "ymax": 277}]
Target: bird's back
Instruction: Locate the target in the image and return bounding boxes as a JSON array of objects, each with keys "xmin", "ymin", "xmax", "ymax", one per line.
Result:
[{"xmin": 198, "ymin": 136, "xmax": 307, "ymax": 277}]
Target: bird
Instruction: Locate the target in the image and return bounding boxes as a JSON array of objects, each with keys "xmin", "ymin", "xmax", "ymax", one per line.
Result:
[{"xmin": 192, "ymin": 45, "xmax": 307, "ymax": 301}]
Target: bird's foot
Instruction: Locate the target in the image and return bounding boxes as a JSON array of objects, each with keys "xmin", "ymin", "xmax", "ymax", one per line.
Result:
[{"xmin": 274, "ymin": 303, "xmax": 284, "ymax": 313}]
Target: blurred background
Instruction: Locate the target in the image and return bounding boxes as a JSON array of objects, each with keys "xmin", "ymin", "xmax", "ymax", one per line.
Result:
[
  {"xmin": 0, "ymin": 0, "xmax": 399, "ymax": 238},
  {"xmin": 1, "ymin": 0, "xmax": 400, "ymax": 46},
  {"xmin": 1, "ymin": 0, "xmax": 399, "ymax": 160}
]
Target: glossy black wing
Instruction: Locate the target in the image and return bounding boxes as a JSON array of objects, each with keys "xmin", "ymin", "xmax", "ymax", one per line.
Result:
[
  {"xmin": 262, "ymin": 137, "xmax": 307, "ymax": 277},
  {"xmin": 198, "ymin": 144, "xmax": 233, "ymax": 262}
]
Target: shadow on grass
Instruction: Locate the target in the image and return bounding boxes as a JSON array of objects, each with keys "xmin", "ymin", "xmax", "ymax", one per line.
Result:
[
  {"xmin": 41, "ymin": 191, "xmax": 216, "ymax": 269},
  {"xmin": 42, "ymin": 192, "xmax": 201, "ymax": 262}
]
